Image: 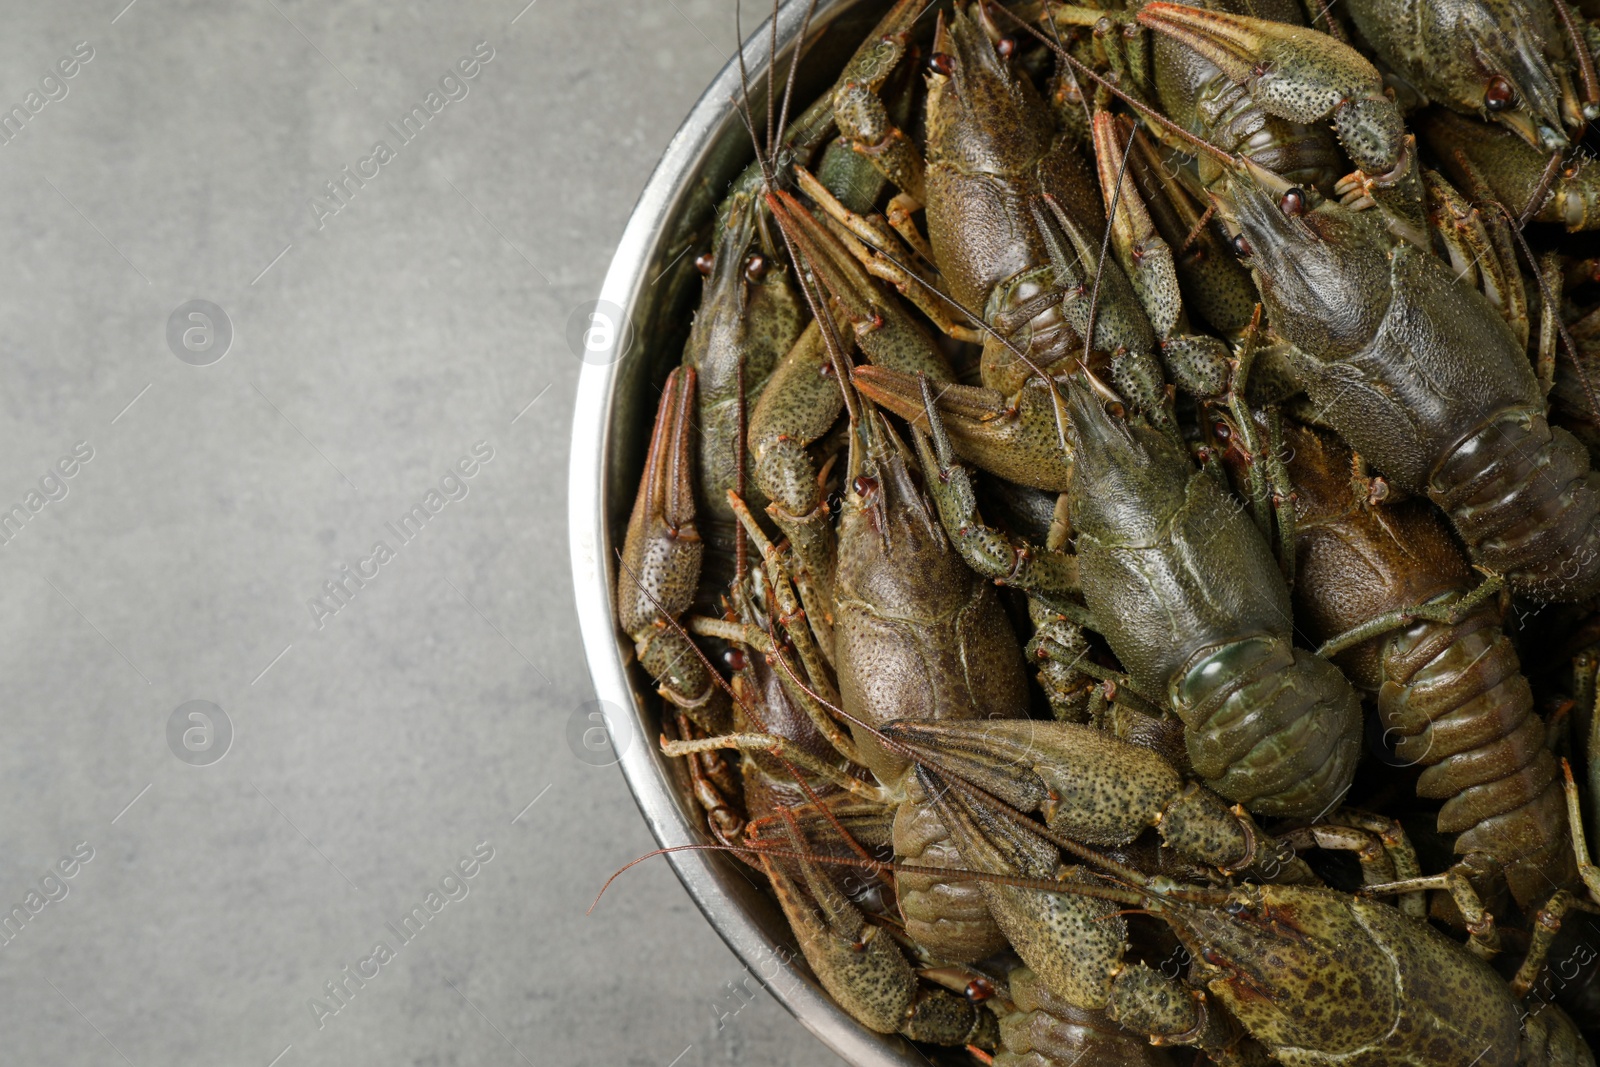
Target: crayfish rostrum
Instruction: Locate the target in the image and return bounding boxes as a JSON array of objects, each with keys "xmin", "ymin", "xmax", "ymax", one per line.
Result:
[{"xmin": 602, "ymin": 0, "xmax": 1600, "ymax": 1062}]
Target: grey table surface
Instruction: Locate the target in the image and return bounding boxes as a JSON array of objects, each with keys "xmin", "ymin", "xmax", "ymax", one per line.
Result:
[{"xmin": 0, "ymin": 2, "xmax": 843, "ymax": 1064}]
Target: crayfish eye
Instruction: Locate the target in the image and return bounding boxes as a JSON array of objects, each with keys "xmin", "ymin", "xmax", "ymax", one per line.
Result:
[
  {"xmin": 744, "ymin": 253, "xmax": 768, "ymax": 282},
  {"xmin": 995, "ymin": 36, "xmax": 1017, "ymax": 59},
  {"xmin": 928, "ymin": 52, "xmax": 955, "ymax": 76},
  {"xmin": 1485, "ymin": 75, "xmax": 1516, "ymax": 112},
  {"xmin": 694, "ymin": 252, "xmax": 715, "ymax": 276},
  {"xmin": 1212, "ymin": 422, "xmax": 1232, "ymax": 442},
  {"xmin": 1232, "ymin": 232, "xmax": 1253, "ymax": 258},
  {"xmin": 1279, "ymin": 187, "xmax": 1307, "ymax": 217},
  {"xmin": 852, "ymin": 475, "xmax": 879, "ymax": 499}
]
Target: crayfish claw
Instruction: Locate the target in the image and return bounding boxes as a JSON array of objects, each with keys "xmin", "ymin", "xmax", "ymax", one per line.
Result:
[
  {"xmin": 1138, "ymin": 3, "xmax": 1408, "ymax": 187},
  {"xmin": 854, "ymin": 364, "xmax": 1077, "ymax": 492}
]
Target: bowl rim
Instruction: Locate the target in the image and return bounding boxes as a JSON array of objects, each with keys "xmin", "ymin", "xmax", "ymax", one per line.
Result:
[{"xmin": 566, "ymin": 3, "xmax": 933, "ymax": 1063}]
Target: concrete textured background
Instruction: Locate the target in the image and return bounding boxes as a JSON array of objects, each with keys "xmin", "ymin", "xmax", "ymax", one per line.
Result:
[{"xmin": 0, "ymin": 2, "xmax": 842, "ymax": 1064}]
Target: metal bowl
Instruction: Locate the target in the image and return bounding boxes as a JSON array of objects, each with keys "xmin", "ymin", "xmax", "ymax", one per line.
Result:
[{"xmin": 567, "ymin": 2, "xmax": 942, "ymax": 1063}]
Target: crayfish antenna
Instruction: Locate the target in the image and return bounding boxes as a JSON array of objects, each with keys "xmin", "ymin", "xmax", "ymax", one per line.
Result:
[
  {"xmin": 1076, "ymin": 121, "xmax": 1139, "ymax": 387},
  {"xmin": 732, "ymin": 0, "xmax": 823, "ymax": 201},
  {"xmin": 732, "ymin": 2, "xmax": 767, "ymax": 191},
  {"xmin": 733, "ymin": 0, "xmax": 815, "ymax": 194},
  {"xmin": 1549, "ymin": 0, "xmax": 1600, "ymax": 120},
  {"xmin": 588, "ymin": 839, "xmax": 1151, "ymax": 916},
  {"xmin": 587, "ymin": 843, "xmax": 781, "ymax": 915},
  {"xmin": 773, "ymin": 0, "xmax": 818, "ymax": 162}
]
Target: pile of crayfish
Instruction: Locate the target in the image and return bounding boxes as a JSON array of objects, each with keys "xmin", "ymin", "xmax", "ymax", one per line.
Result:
[{"xmin": 611, "ymin": 0, "xmax": 1600, "ymax": 1061}]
